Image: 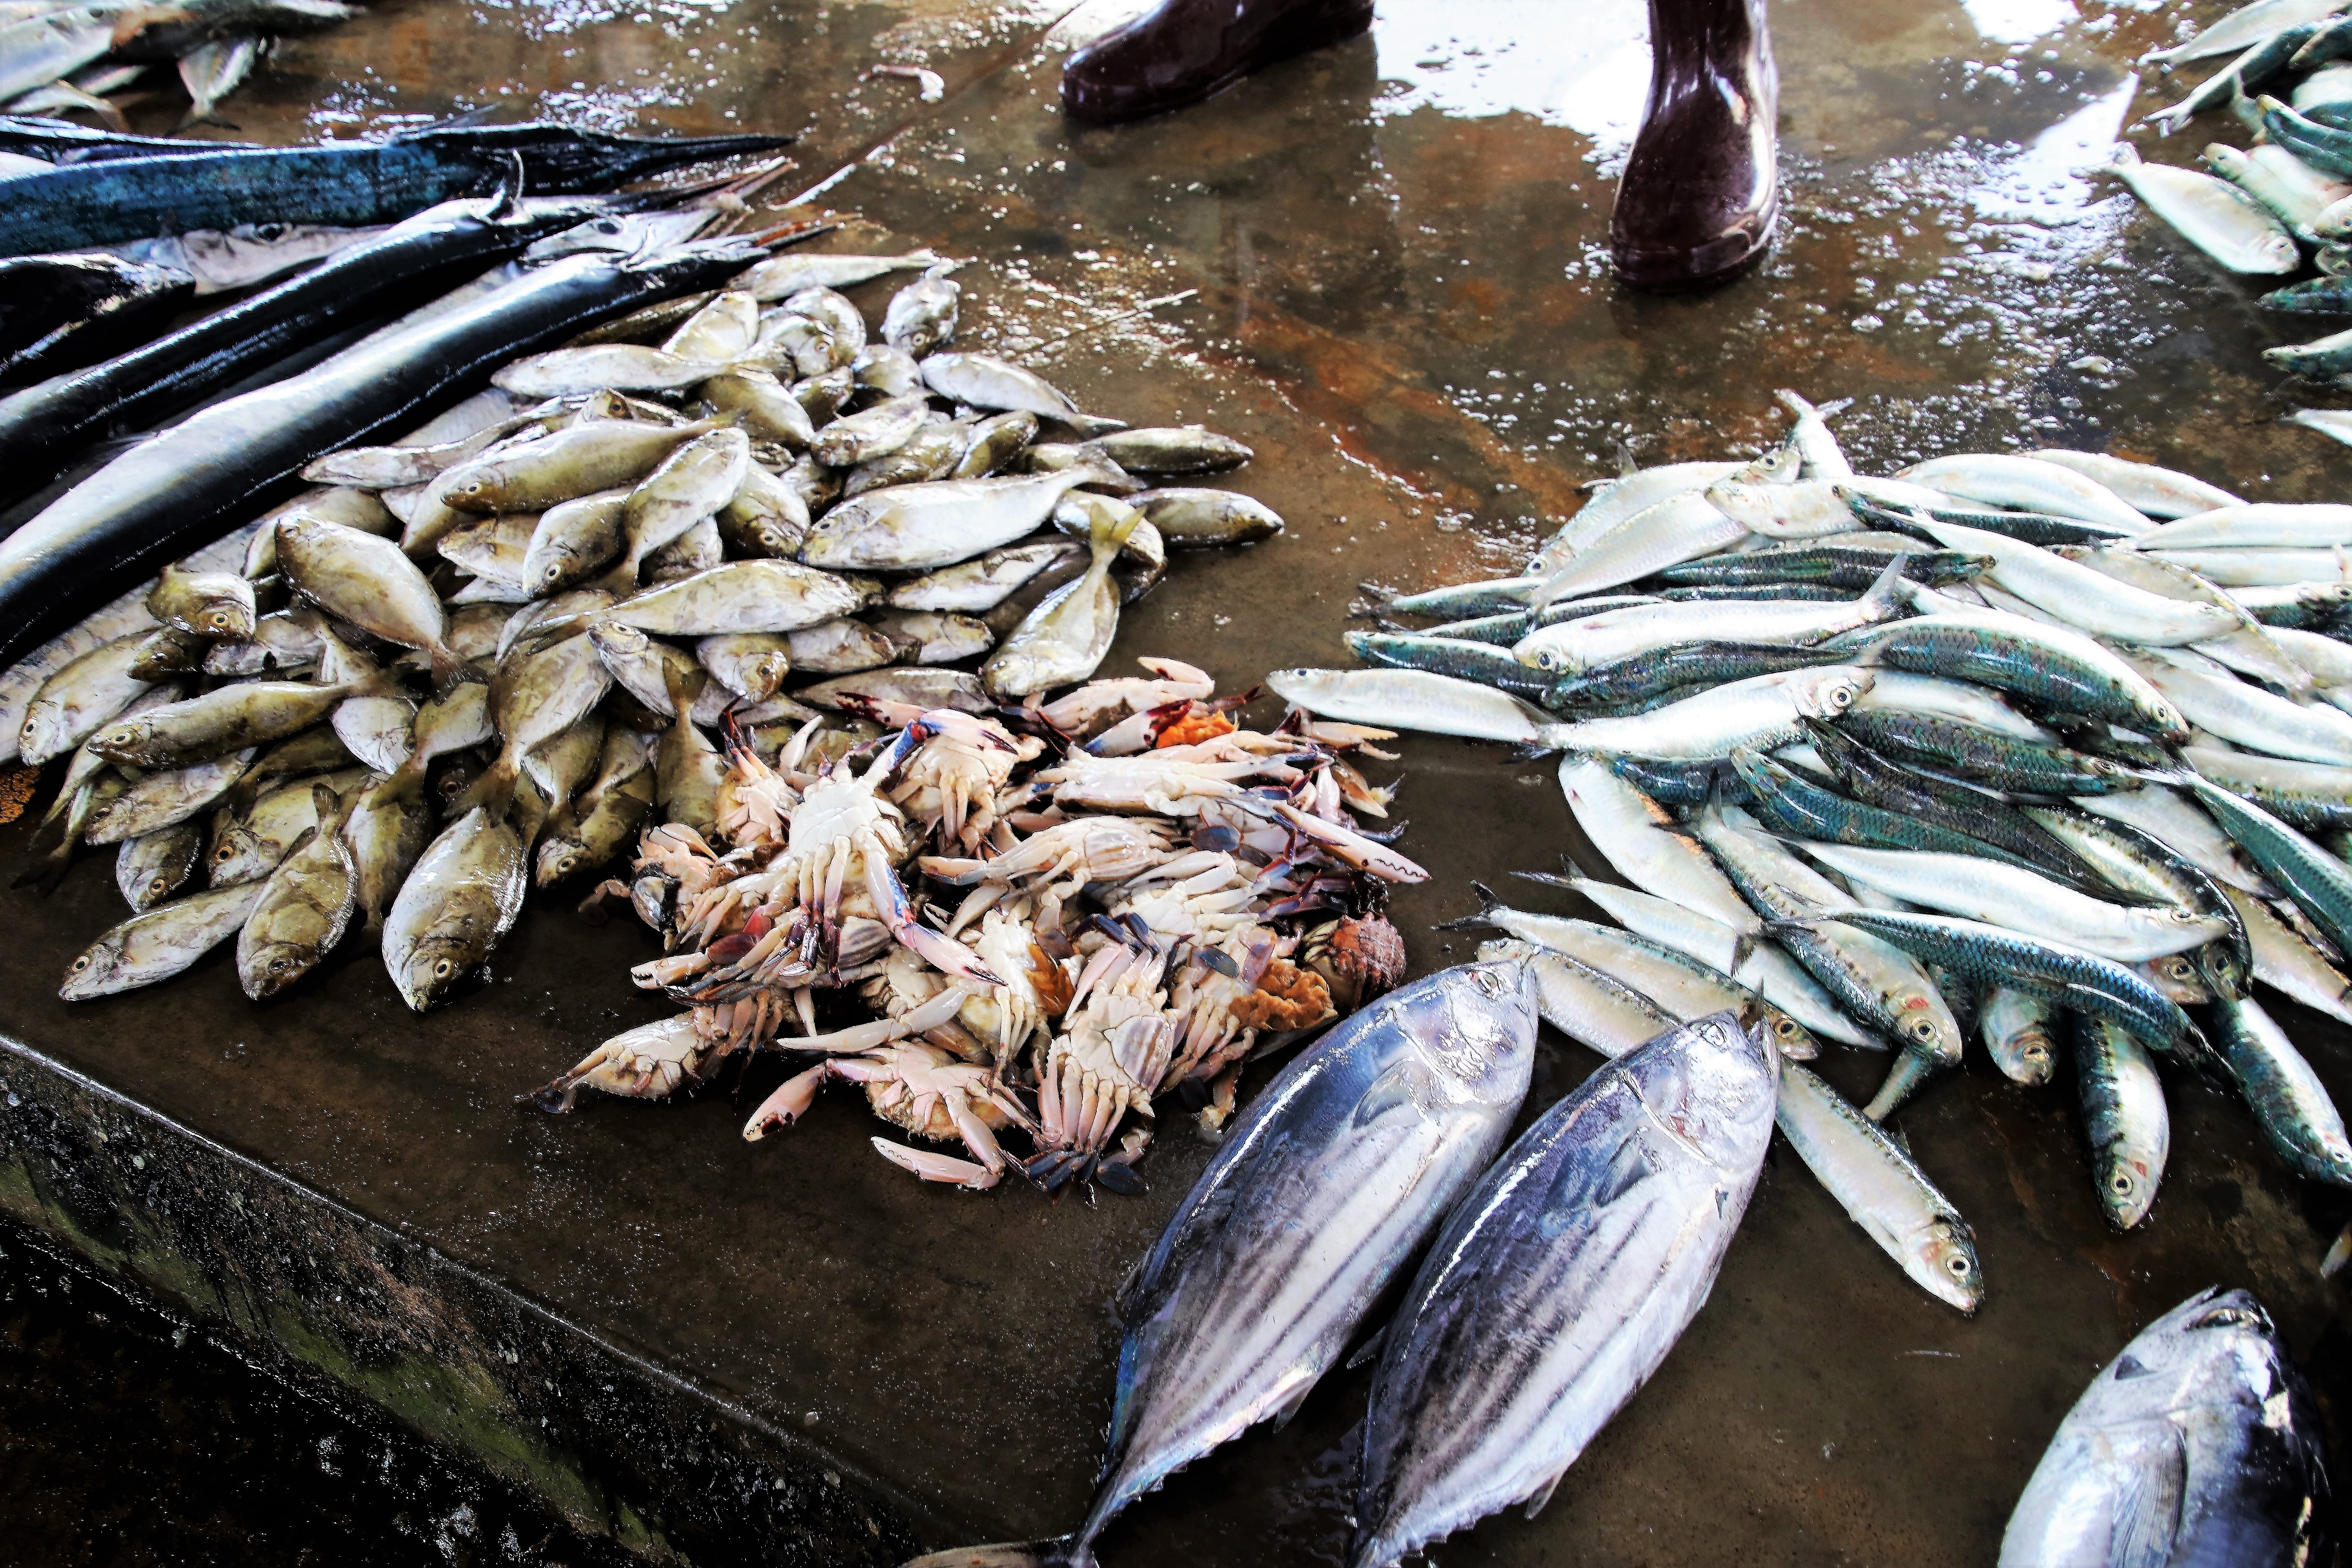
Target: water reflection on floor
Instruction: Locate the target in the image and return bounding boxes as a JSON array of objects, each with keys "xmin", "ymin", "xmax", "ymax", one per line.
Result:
[{"xmin": 29, "ymin": 0, "xmax": 2352, "ymax": 1562}]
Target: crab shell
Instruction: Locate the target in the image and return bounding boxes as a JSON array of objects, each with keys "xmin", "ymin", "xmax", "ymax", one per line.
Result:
[{"xmin": 1303, "ymin": 912, "xmax": 1407, "ymax": 1014}]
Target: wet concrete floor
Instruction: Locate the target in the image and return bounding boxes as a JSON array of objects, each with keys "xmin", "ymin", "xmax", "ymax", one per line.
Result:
[{"xmin": 10, "ymin": 0, "xmax": 2352, "ymax": 1561}]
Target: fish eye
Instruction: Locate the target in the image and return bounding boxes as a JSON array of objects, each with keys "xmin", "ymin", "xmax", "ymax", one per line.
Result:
[
  {"xmin": 2110, "ymin": 1172, "xmax": 2134, "ymax": 1195},
  {"xmin": 434, "ymin": 959, "xmax": 456, "ymax": 978},
  {"xmin": 1908, "ymin": 1018, "xmax": 1936, "ymax": 1042},
  {"xmin": 69, "ymin": 956, "xmax": 90, "ymax": 973},
  {"xmin": 148, "ymin": 878, "xmax": 167, "ymax": 894},
  {"xmin": 1947, "ymin": 1254, "xmax": 1972, "ymax": 1276}
]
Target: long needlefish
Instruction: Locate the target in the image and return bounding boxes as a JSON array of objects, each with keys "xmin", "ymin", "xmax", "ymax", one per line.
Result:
[
  {"xmin": 0, "ymin": 236, "xmax": 766, "ymax": 671},
  {"xmin": 0, "ymin": 120, "xmax": 789, "ymax": 257}
]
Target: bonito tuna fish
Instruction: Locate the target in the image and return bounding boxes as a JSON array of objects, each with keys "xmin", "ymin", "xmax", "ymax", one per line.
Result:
[
  {"xmin": 2001, "ymin": 1287, "xmax": 2330, "ymax": 1568},
  {"xmin": 904, "ymin": 959, "xmax": 1539, "ymax": 1568},
  {"xmin": 1348, "ymin": 1012, "xmax": 1778, "ymax": 1568}
]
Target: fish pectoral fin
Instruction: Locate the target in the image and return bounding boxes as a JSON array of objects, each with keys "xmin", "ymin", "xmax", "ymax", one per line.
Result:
[
  {"xmin": 1520, "ymin": 1466, "xmax": 1571, "ymax": 1520},
  {"xmin": 1265, "ymin": 1376, "xmax": 1316, "ymax": 1433},
  {"xmin": 2109, "ymin": 1424, "xmax": 2188, "ymax": 1568},
  {"xmin": 1342, "ymin": 1321, "xmax": 1388, "ymax": 1372},
  {"xmin": 1351, "ymin": 1059, "xmax": 1426, "ymax": 1129}
]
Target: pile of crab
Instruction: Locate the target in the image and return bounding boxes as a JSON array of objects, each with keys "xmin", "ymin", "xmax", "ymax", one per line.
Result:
[{"xmin": 527, "ymin": 657, "xmax": 1416, "ymax": 1196}]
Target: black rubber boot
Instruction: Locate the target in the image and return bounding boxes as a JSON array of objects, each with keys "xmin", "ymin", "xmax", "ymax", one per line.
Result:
[
  {"xmin": 1609, "ymin": 0, "xmax": 1780, "ymax": 292},
  {"xmin": 1060, "ymin": 0, "xmax": 1374, "ymax": 126}
]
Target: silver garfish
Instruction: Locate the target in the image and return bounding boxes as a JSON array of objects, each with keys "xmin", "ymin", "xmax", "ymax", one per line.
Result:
[
  {"xmin": 1348, "ymin": 1013, "xmax": 1777, "ymax": 1568},
  {"xmin": 905, "ymin": 960, "xmax": 1537, "ymax": 1568}
]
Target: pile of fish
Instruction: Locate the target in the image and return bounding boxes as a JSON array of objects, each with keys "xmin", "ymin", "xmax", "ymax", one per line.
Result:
[
  {"xmin": 2108, "ymin": 0, "xmax": 2352, "ymax": 438},
  {"xmin": 536, "ymin": 656, "xmax": 1414, "ymax": 1194},
  {"xmin": 1270, "ymin": 390, "xmax": 2352, "ymax": 1311},
  {"xmin": 5, "ymin": 238, "xmax": 1315, "ymax": 1158},
  {"xmin": 0, "ymin": 0, "xmax": 357, "ymax": 132}
]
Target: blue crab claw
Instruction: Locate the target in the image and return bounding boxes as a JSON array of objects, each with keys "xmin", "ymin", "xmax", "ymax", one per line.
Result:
[
  {"xmin": 1024, "ymin": 1147, "xmax": 1094, "ymax": 1195},
  {"xmin": 862, "ymin": 850, "xmax": 1006, "ymax": 987},
  {"xmin": 908, "ymin": 708, "xmax": 1017, "ymax": 752}
]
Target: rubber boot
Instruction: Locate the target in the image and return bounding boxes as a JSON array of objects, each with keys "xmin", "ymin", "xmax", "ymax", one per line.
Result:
[
  {"xmin": 1060, "ymin": 0, "xmax": 1374, "ymax": 126},
  {"xmin": 1609, "ymin": 0, "xmax": 1780, "ymax": 292}
]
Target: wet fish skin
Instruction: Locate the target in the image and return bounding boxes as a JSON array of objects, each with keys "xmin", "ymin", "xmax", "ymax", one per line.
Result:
[
  {"xmin": 1080, "ymin": 426, "xmax": 1249, "ymax": 475},
  {"xmin": 699, "ymin": 367, "xmax": 815, "ymax": 447},
  {"xmin": 518, "ymin": 486, "xmax": 630, "ymax": 593},
  {"xmin": 116, "ymin": 818, "xmax": 205, "ymax": 912},
  {"xmin": 2210, "ymin": 992, "xmax": 2352, "ymax": 1186},
  {"xmin": 18, "ymin": 629, "xmax": 151, "ymax": 765},
  {"xmin": 209, "ymin": 768, "xmax": 367, "ymax": 887},
  {"xmin": 731, "ymin": 248, "xmax": 936, "ymax": 301},
  {"xmin": 796, "ymin": 666, "xmax": 989, "ymax": 715},
  {"xmin": 918, "ymin": 351, "xmax": 1120, "ymax": 435},
  {"xmin": 2184, "ymin": 774, "xmax": 2352, "ymax": 958},
  {"xmin": 809, "ymin": 392, "xmax": 934, "ymax": 469},
  {"xmin": 341, "ymin": 771, "xmax": 434, "ymax": 932},
  {"xmin": 1697, "ymin": 808, "xmax": 1949, "ymax": 1057},
  {"xmin": 1532, "ymin": 664, "xmax": 1874, "ymax": 762},
  {"xmin": 948, "ymin": 409, "xmax": 1038, "ymax": 478},
  {"xmin": 1483, "ymin": 936, "xmax": 1679, "ymax": 1057},
  {"xmin": 437, "ymin": 419, "xmax": 710, "ymax": 515},
  {"xmin": 235, "ymin": 788, "xmax": 359, "ymax": 1000},
  {"xmin": 1802, "ymin": 718, "xmax": 2108, "ymax": 885},
  {"xmin": 591, "ymin": 558, "xmax": 864, "ymax": 637},
  {"xmin": 802, "ymin": 468, "xmax": 1112, "ymax": 573},
  {"xmin": 84, "ymin": 746, "xmax": 257, "ymax": 846},
  {"xmin": 61, "ymin": 880, "xmax": 268, "ymax": 1000},
  {"xmin": 1835, "ymin": 709, "xmax": 2137, "ymax": 796},
  {"xmin": 1442, "ymin": 886, "xmax": 1817, "ymax": 1059},
  {"xmin": 981, "ymin": 498, "xmax": 1137, "ymax": 699},
  {"xmin": 866, "ymin": 609, "xmax": 991, "ymax": 666},
  {"xmin": 715, "ymin": 464, "xmax": 811, "ymax": 559},
  {"xmin": 2071, "ymin": 1013, "xmax": 2171, "ymax": 1230},
  {"xmin": 786, "ymin": 617, "xmax": 898, "ymax": 676},
  {"xmin": 0, "ymin": 241, "xmax": 768, "ymax": 674},
  {"xmin": 841, "ymin": 418, "xmax": 964, "ymax": 497},
  {"xmin": 695, "ymin": 632, "xmax": 792, "ymax": 702},
  {"xmin": 612, "ymin": 427, "xmax": 752, "ymax": 583},
  {"xmin": 1800, "ymin": 841, "xmax": 2229, "ymax": 963},
  {"xmin": 2001, "ymin": 1285, "xmax": 2328, "ymax": 1567},
  {"xmin": 1806, "ymin": 908, "xmax": 2219, "ymax": 1071},
  {"xmin": 1833, "ymin": 612, "xmax": 2187, "ymax": 741},
  {"xmin": 906, "ymin": 961, "xmax": 1537, "ymax": 1568},
  {"xmin": 2024, "ymin": 804, "xmax": 2254, "ymax": 993},
  {"xmin": 886, "ymin": 542, "xmax": 1080, "ymax": 613},
  {"xmin": 1731, "ymin": 746, "xmax": 2077, "ymax": 879},
  {"xmin": 89, "ymin": 675, "xmax": 380, "ymax": 769},
  {"xmin": 881, "ymin": 263, "xmax": 958, "ymax": 357},
  {"xmin": 0, "ymin": 252, "xmax": 193, "ymax": 386},
  {"xmin": 1348, "ymin": 1013, "xmax": 1777, "ymax": 1568},
  {"xmin": 461, "ymin": 631, "xmax": 610, "ymax": 814},
  {"xmin": 1777, "ymin": 1061, "xmax": 1982, "ymax": 1311},
  {"xmin": 1980, "ymin": 985, "xmax": 2056, "ymax": 1085},
  {"xmin": 381, "ymin": 806, "xmax": 528, "ymax": 1011},
  {"xmin": 145, "ymin": 562, "xmax": 256, "ymax": 641},
  {"xmin": 1346, "ymin": 629, "xmax": 1554, "ymax": 696},
  {"xmin": 1557, "ymin": 757, "xmax": 1759, "ymax": 930},
  {"xmin": 0, "ymin": 191, "xmax": 632, "ymax": 506}
]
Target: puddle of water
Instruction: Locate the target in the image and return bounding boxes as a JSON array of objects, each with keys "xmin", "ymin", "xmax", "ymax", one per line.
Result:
[
  {"xmin": 1373, "ymin": 0, "xmax": 1651, "ymax": 163},
  {"xmin": 1962, "ymin": 0, "xmax": 2080, "ymax": 45}
]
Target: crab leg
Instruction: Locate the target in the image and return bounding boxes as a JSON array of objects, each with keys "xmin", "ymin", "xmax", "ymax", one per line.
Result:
[
  {"xmin": 742, "ymin": 1060, "xmax": 838, "ymax": 1138},
  {"xmin": 1254, "ymin": 799, "xmax": 1428, "ymax": 883},
  {"xmin": 872, "ymin": 1140, "xmax": 1000, "ymax": 1189},
  {"xmin": 861, "ymin": 849, "xmax": 1007, "ymax": 986}
]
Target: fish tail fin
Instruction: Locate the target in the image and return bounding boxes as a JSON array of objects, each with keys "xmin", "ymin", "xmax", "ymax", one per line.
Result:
[
  {"xmin": 1431, "ymin": 880, "xmax": 1506, "ymax": 932},
  {"xmin": 427, "ymin": 643, "xmax": 470, "ymax": 695},
  {"xmin": 1085, "ymin": 500, "xmax": 1142, "ymax": 565},
  {"xmin": 1066, "ymin": 413, "xmax": 1127, "ymax": 438},
  {"xmin": 452, "ymin": 757, "xmax": 517, "ymax": 820},
  {"xmin": 1858, "ymin": 552, "xmax": 1911, "ymax": 615},
  {"xmin": 174, "ymin": 106, "xmax": 242, "ymax": 132},
  {"xmin": 900, "ymin": 1540, "xmax": 1086, "ymax": 1568}
]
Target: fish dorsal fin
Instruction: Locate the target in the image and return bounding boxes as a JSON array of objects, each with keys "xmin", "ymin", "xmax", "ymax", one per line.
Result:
[
  {"xmin": 1343, "ymin": 1321, "xmax": 1388, "ymax": 1372},
  {"xmin": 1521, "ymin": 1466, "xmax": 1570, "ymax": 1520}
]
